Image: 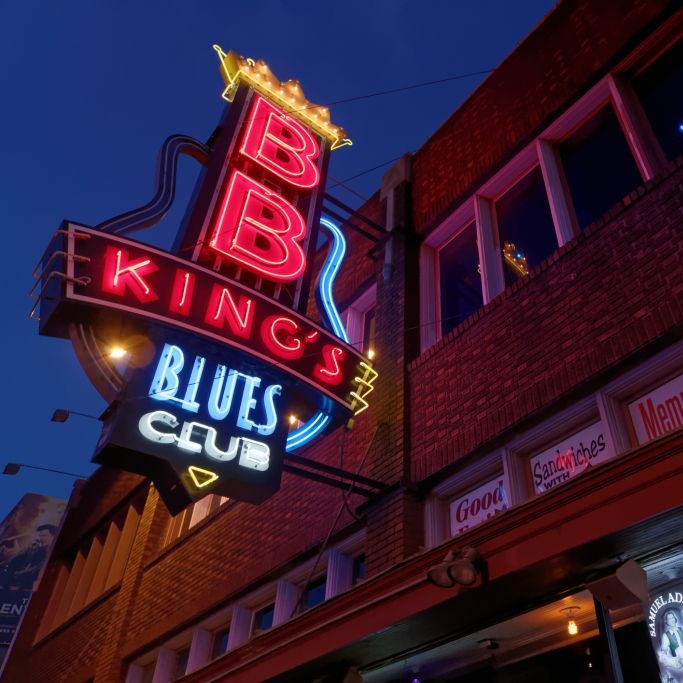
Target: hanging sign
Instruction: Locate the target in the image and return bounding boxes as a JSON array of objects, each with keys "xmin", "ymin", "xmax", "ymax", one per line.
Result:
[{"xmin": 33, "ymin": 49, "xmax": 375, "ymax": 513}]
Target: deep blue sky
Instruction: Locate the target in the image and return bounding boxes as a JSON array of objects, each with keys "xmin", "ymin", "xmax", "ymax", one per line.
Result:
[{"xmin": 1, "ymin": 0, "xmax": 555, "ymax": 523}]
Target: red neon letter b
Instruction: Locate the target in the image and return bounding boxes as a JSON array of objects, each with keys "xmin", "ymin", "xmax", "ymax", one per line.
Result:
[
  {"xmin": 210, "ymin": 171, "xmax": 307, "ymax": 282},
  {"xmin": 240, "ymin": 95, "xmax": 320, "ymax": 189}
]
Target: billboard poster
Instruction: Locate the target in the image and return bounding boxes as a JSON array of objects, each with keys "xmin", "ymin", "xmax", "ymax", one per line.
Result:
[
  {"xmin": 0, "ymin": 494, "xmax": 65, "ymax": 658},
  {"xmin": 647, "ymin": 584, "xmax": 683, "ymax": 682}
]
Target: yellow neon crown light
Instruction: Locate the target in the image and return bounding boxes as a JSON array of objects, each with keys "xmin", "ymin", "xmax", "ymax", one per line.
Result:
[{"xmin": 213, "ymin": 45, "xmax": 352, "ymax": 151}]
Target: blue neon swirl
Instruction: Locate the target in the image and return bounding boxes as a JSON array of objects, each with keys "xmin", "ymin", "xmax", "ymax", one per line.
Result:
[
  {"xmin": 286, "ymin": 219, "xmax": 348, "ymax": 451},
  {"xmin": 317, "ymin": 217, "xmax": 349, "ymax": 342}
]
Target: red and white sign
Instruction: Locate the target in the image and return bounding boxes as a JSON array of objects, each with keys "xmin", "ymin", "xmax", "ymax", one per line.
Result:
[
  {"xmin": 449, "ymin": 477, "xmax": 508, "ymax": 537},
  {"xmin": 628, "ymin": 372, "xmax": 683, "ymax": 445},
  {"xmin": 529, "ymin": 421, "xmax": 614, "ymax": 494},
  {"xmin": 205, "ymin": 94, "xmax": 322, "ymax": 282},
  {"xmin": 42, "ymin": 225, "xmax": 365, "ymax": 411}
]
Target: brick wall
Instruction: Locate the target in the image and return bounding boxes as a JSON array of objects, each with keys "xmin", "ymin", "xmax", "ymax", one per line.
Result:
[
  {"xmin": 409, "ymin": 158, "xmax": 683, "ymax": 482},
  {"xmin": 412, "ymin": 0, "xmax": 672, "ymax": 235}
]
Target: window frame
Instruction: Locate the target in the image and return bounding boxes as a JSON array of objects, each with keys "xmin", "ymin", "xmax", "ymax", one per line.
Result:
[{"xmin": 420, "ymin": 73, "xmax": 655, "ymax": 352}]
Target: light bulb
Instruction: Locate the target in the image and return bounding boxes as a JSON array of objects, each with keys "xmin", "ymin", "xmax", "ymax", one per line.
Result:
[
  {"xmin": 109, "ymin": 346, "xmax": 126, "ymax": 359},
  {"xmin": 568, "ymin": 619, "xmax": 578, "ymax": 635}
]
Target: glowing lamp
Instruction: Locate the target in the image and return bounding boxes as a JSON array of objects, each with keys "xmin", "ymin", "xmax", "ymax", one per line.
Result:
[
  {"xmin": 288, "ymin": 415, "xmax": 298, "ymax": 425},
  {"xmin": 109, "ymin": 346, "xmax": 127, "ymax": 359},
  {"xmin": 367, "ymin": 348, "xmax": 375, "ymax": 360},
  {"xmin": 561, "ymin": 606, "xmax": 580, "ymax": 635}
]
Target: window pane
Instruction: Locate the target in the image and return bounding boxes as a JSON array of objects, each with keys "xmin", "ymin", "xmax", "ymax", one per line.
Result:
[
  {"xmin": 439, "ymin": 223, "xmax": 482, "ymax": 336},
  {"xmin": 189, "ymin": 497, "xmax": 212, "ymax": 528},
  {"xmin": 352, "ymin": 554, "xmax": 365, "ymax": 585},
  {"xmin": 559, "ymin": 105, "xmax": 642, "ymax": 229},
  {"xmin": 494, "ymin": 166, "xmax": 557, "ymax": 285},
  {"xmin": 141, "ymin": 662, "xmax": 155, "ymax": 683},
  {"xmin": 303, "ymin": 575, "xmax": 327, "ymax": 609},
  {"xmin": 211, "ymin": 626, "xmax": 230, "ymax": 660},
  {"xmin": 254, "ymin": 603, "xmax": 274, "ymax": 632},
  {"xmin": 173, "ymin": 647, "xmax": 190, "ymax": 680},
  {"xmin": 362, "ymin": 307, "xmax": 376, "ymax": 353},
  {"xmin": 633, "ymin": 38, "xmax": 683, "ymax": 161}
]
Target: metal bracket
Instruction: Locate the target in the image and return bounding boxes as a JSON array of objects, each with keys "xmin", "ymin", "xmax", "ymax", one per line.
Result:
[{"xmin": 283, "ymin": 452, "xmax": 388, "ymax": 498}]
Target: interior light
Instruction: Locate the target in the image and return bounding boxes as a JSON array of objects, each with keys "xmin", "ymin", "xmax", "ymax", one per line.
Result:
[
  {"xmin": 367, "ymin": 348, "xmax": 375, "ymax": 360},
  {"xmin": 109, "ymin": 346, "xmax": 127, "ymax": 359},
  {"xmin": 561, "ymin": 606, "xmax": 580, "ymax": 635}
]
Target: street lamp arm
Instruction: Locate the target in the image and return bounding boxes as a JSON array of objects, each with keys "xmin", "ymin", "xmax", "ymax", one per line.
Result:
[{"xmin": 3, "ymin": 462, "xmax": 88, "ymax": 479}]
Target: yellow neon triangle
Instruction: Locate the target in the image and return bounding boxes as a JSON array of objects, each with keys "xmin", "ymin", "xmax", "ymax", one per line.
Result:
[{"xmin": 187, "ymin": 466, "xmax": 219, "ymax": 488}]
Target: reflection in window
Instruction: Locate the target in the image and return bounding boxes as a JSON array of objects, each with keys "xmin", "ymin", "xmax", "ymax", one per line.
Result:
[
  {"xmin": 633, "ymin": 38, "xmax": 683, "ymax": 162},
  {"xmin": 439, "ymin": 223, "xmax": 483, "ymax": 336},
  {"xmin": 559, "ymin": 105, "xmax": 642, "ymax": 229},
  {"xmin": 211, "ymin": 626, "xmax": 230, "ymax": 660},
  {"xmin": 253, "ymin": 603, "xmax": 275, "ymax": 633},
  {"xmin": 303, "ymin": 575, "xmax": 327, "ymax": 610},
  {"xmin": 494, "ymin": 166, "xmax": 557, "ymax": 285}
]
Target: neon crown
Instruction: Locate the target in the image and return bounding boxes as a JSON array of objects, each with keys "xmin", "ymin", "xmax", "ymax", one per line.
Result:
[{"xmin": 213, "ymin": 45, "xmax": 352, "ymax": 150}]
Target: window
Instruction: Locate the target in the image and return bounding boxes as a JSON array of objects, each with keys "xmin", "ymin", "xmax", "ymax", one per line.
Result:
[
  {"xmin": 494, "ymin": 166, "xmax": 557, "ymax": 285},
  {"xmin": 140, "ymin": 660, "xmax": 155, "ymax": 683},
  {"xmin": 343, "ymin": 285, "xmax": 377, "ymax": 353},
  {"xmin": 164, "ymin": 495, "xmax": 229, "ymax": 546},
  {"xmin": 559, "ymin": 105, "xmax": 642, "ymax": 229},
  {"xmin": 253, "ymin": 603, "xmax": 275, "ymax": 633},
  {"xmin": 211, "ymin": 626, "xmax": 230, "ymax": 660},
  {"xmin": 39, "ymin": 503, "xmax": 140, "ymax": 636},
  {"xmin": 173, "ymin": 646, "xmax": 190, "ymax": 681},
  {"xmin": 352, "ymin": 554, "xmax": 366, "ymax": 585},
  {"xmin": 361, "ymin": 306, "xmax": 376, "ymax": 353},
  {"xmin": 302, "ymin": 575, "xmax": 327, "ymax": 610},
  {"xmin": 438, "ymin": 223, "xmax": 483, "ymax": 336},
  {"xmin": 633, "ymin": 38, "xmax": 683, "ymax": 162}
]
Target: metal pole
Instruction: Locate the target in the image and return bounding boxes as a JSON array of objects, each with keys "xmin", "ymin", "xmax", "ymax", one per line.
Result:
[{"xmin": 594, "ymin": 597, "xmax": 625, "ymax": 683}]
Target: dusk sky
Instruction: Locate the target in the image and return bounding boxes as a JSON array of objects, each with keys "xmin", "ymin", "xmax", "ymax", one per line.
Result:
[{"xmin": 1, "ymin": 0, "xmax": 554, "ymax": 523}]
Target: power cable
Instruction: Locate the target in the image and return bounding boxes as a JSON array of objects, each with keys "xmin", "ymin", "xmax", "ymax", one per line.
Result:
[{"xmin": 324, "ymin": 69, "xmax": 494, "ymax": 106}]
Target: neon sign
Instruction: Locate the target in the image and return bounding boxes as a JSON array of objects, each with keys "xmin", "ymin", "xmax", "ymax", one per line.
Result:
[
  {"xmin": 33, "ymin": 49, "xmax": 376, "ymax": 513},
  {"xmin": 95, "ymin": 334, "xmax": 287, "ymax": 511},
  {"xmin": 41, "ymin": 224, "xmax": 364, "ymax": 412}
]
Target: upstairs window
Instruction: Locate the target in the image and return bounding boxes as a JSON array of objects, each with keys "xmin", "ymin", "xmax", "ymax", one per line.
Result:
[
  {"xmin": 343, "ymin": 285, "xmax": 377, "ymax": 354},
  {"xmin": 438, "ymin": 223, "xmax": 483, "ymax": 336},
  {"xmin": 352, "ymin": 554, "xmax": 366, "ymax": 585},
  {"xmin": 302, "ymin": 575, "xmax": 327, "ymax": 610},
  {"xmin": 211, "ymin": 626, "xmax": 230, "ymax": 660},
  {"xmin": 164, "ymin": 495, "xmax": 229, "ymax": 546},
  {"xmin": 494, "ymin": 166, "xmax": 558, "ymax": 285},
  {"xmin": 632, "ymin": 38, "xmax": 683, "ymax": 162},
  {"xmin": 559, "ymin": 105, "xmax": 642, "ymax": 229},
  {"xmin": 253, "ymin": 603, "xmax": 275, "ymax": 633},
  {"xmin": 172, "ymin": 646, "xmax": 190, "ymax": 681}
]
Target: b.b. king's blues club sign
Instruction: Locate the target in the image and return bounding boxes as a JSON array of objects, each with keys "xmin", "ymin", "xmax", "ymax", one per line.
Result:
[{"xmin": 32, "ymin": 47, "xmax": 377, "ymax": 513}]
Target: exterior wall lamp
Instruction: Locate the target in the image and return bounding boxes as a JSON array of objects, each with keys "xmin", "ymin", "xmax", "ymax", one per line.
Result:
[{"xmin": 426, "ymin": 546, "xmax": 485, "ymax": 588}]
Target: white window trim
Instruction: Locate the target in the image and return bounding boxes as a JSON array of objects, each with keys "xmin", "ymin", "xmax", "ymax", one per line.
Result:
[
  {"xmin": 343, "ymin": 284, "xmax": 377, "ymax": 351},
  {"xmin": 424, "ymin": 450, "xmax": 508, "ymax": 548},
  {"xmin": 598, "ymin": 338, "xmax": 683, "ymax": 450}
]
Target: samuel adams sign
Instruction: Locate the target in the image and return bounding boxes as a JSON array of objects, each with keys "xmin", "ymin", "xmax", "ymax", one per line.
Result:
[{"xmin": 32, "ymin": 48, "xmax": 376, "ymax": 513}]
